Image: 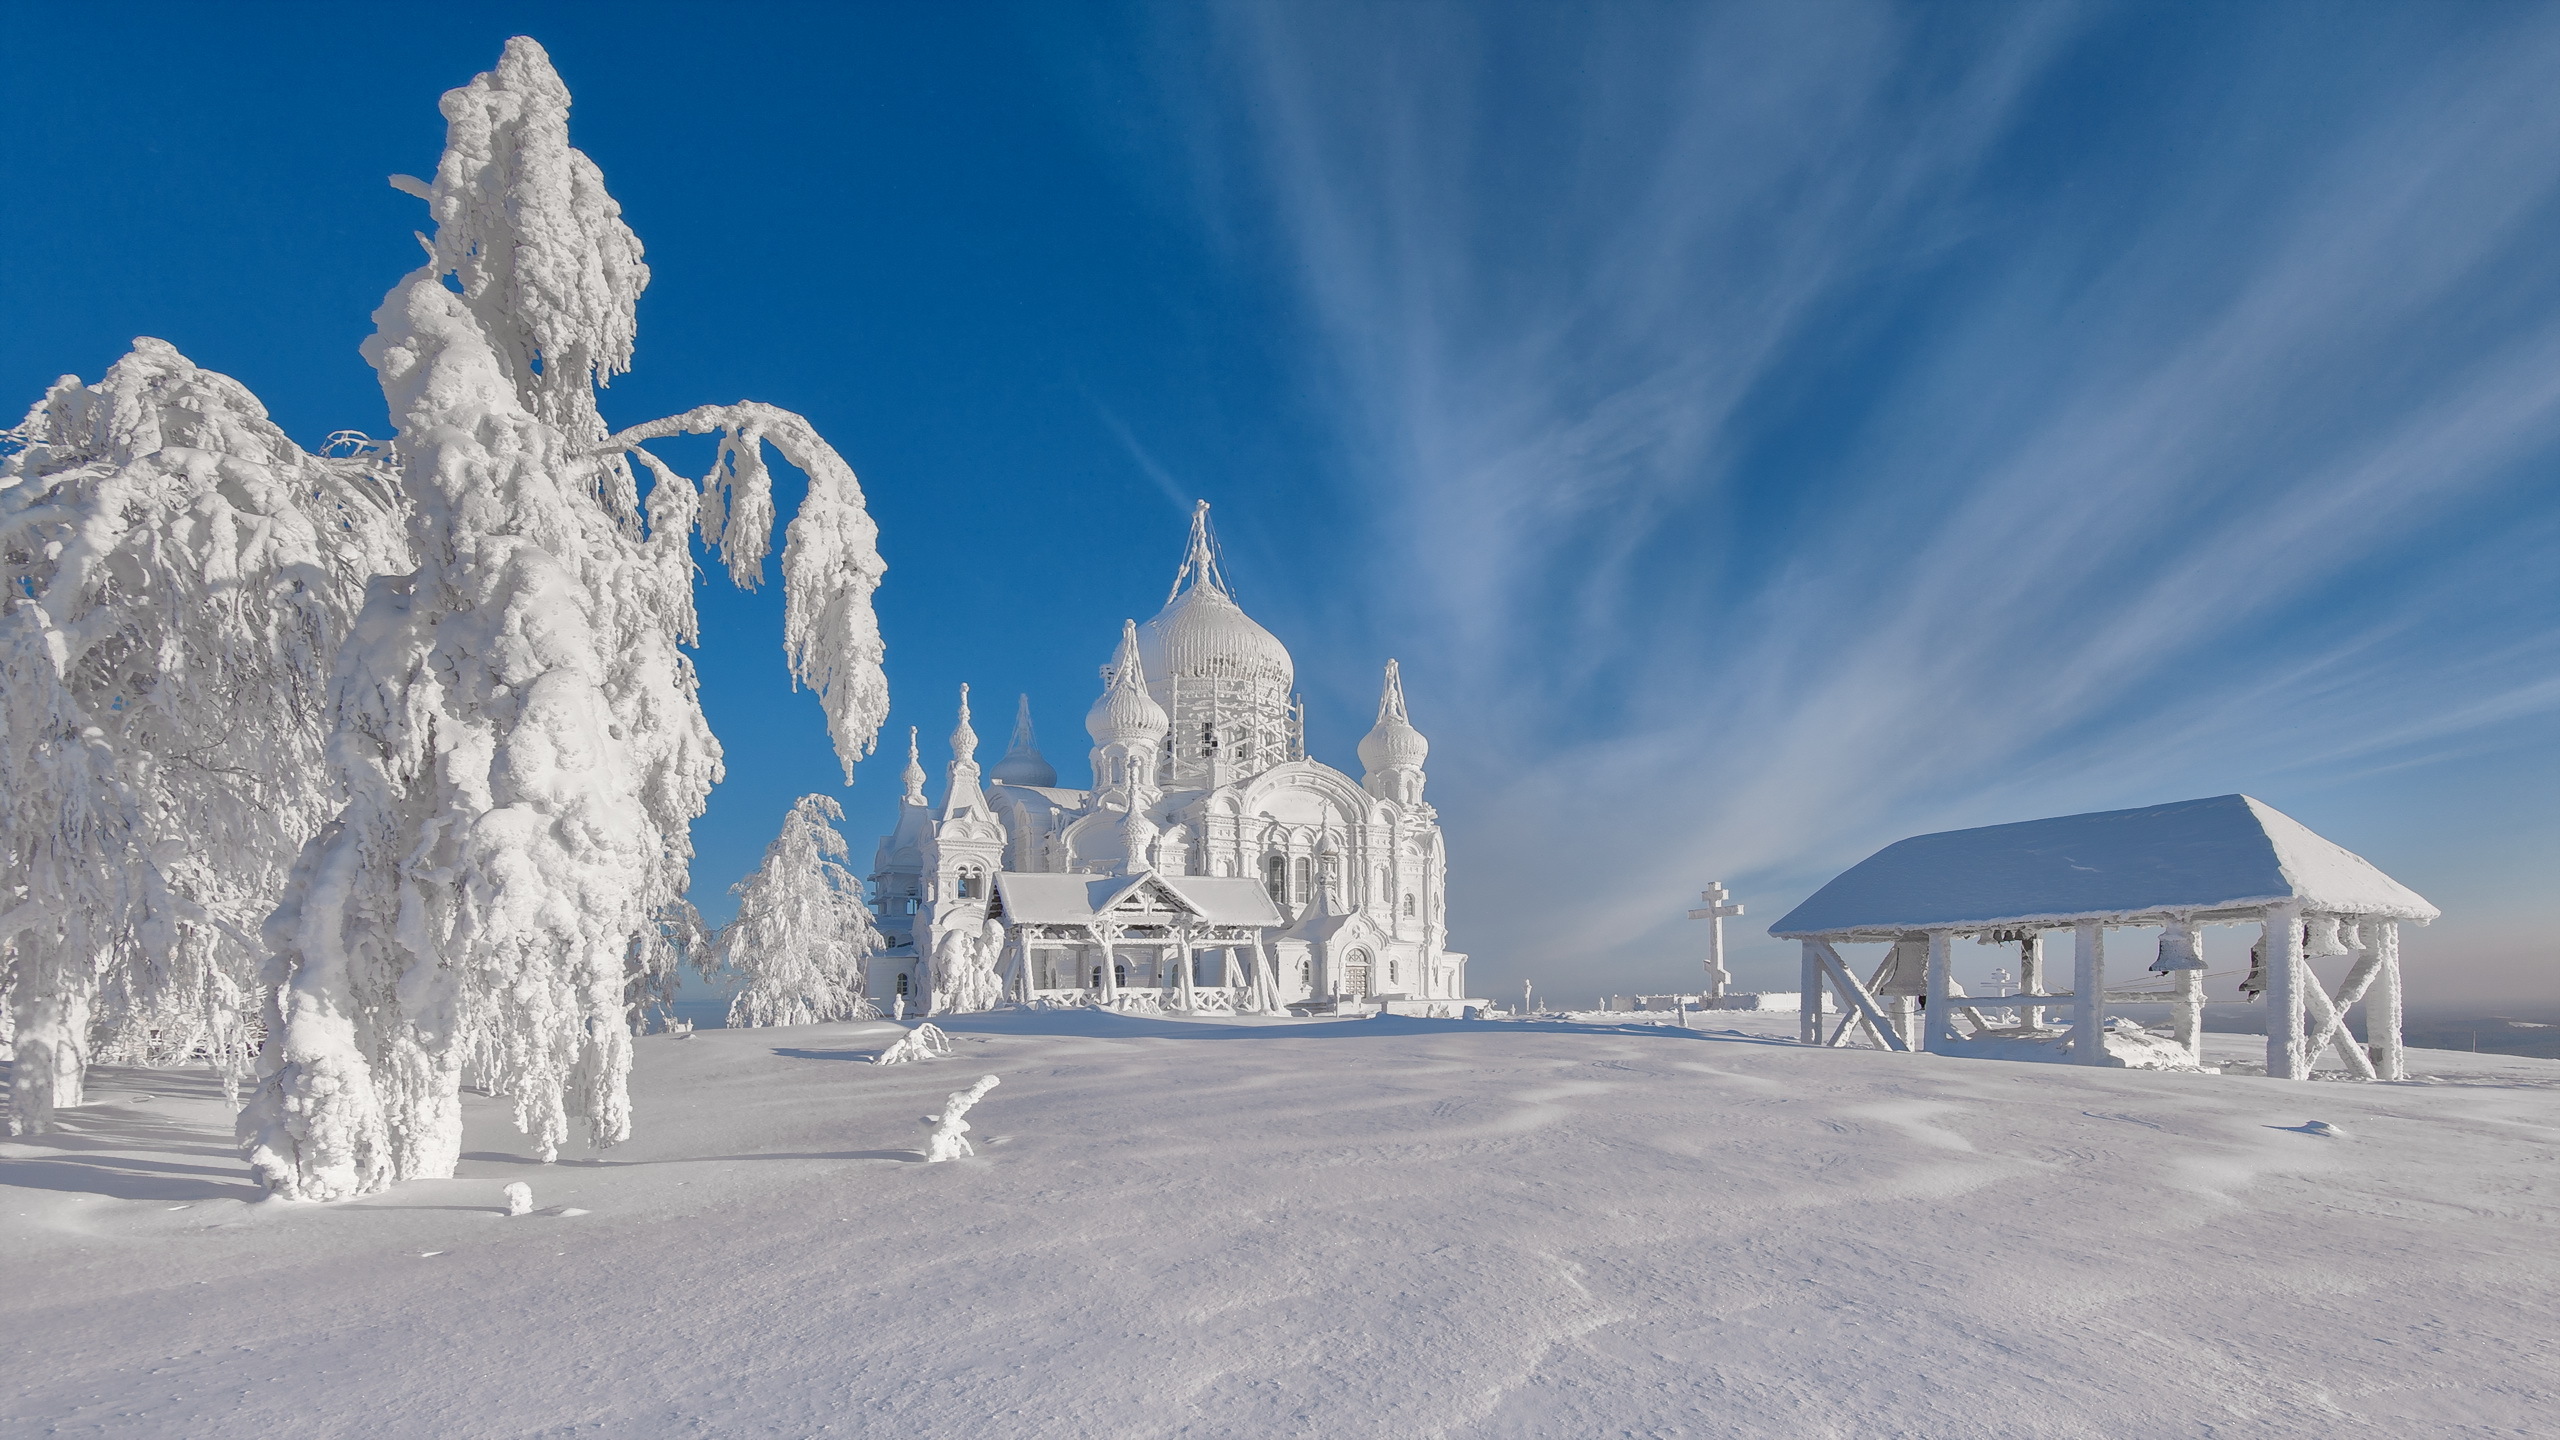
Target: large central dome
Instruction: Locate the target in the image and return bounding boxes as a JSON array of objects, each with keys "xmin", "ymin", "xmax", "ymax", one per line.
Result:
[
  {"xmin": 1133, "ymin": 503, "xmax": 1293, "ymax": 693},
  {"xmin": 1138, "ymin": 583, "xmax": 1293, "ymax": 690}
]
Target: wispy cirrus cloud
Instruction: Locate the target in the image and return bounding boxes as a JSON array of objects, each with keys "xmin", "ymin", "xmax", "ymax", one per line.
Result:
[{"xmin": 1160, "ymin": 2, "xmax": 2560, "ymax": 995}]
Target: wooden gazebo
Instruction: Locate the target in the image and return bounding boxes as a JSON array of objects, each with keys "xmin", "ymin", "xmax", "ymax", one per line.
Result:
[{"xmin": 1767, "ymin": 795, "xmax": 2438, "ymax": 1079}]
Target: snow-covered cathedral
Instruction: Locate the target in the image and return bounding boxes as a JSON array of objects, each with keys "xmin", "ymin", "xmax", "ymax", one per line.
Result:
[{"xmin": 869, "ymin": 504, "xmax": 1473, "ymax": 1015}]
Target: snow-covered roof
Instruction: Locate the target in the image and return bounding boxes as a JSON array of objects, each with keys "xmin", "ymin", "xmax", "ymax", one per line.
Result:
[
  {"xmin": 1768, "ymin": 794, "xmax": 2438, "ymax": 940},
  {"xmin": 991, "ymin": 872, "xmax": 1283, "ymax": 928},
  {"xmin": 1159, "ymin": 876, "xmax": 1287, "ymax": 927}
]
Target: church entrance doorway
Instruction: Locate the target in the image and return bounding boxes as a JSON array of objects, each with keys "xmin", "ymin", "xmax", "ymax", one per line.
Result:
[{"xmin": 1342, "ymin": 949, "xmax": 1372, "ymax": 1000}]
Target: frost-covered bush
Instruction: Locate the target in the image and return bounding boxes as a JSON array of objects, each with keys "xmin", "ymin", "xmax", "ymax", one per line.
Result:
[
  {"xmin": 239, "ymin": 38, "xmax": 888, "ymax": 1200},
  {"xmin": 0, "ymin": 342, "xmax": 408, "ymax": 1134},
  {"xmin": 714, "ymin": 796, "xmax": 880, "ymax": 1028},
  {"xmin": 874, "ymin": 1022, "xmax": 953, "ymax": 1065}
]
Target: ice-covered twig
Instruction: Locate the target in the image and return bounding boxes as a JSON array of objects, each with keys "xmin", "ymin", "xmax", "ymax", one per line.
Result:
[{"xmin": 923, "ymin": 1075, "xmax": 999, "ymax": 1162}]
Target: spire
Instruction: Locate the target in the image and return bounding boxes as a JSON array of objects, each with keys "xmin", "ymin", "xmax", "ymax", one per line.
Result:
[
  {"xmin": 940, "ymin": 684, "xmax": 989, "ymax": 819},
  {"xmin": 1120, "ymin": 805, "xmax": 1160, "ymax": 873},
  {"xmin": 990, "ymin": 693, "xmax": 1058, "ymax": 788},
  {"xmin": 950, "ymin": 683, "xmax": 978, "ymax": 764},
  {"xmin": 900, "ymin": 726, "xmax": 926, "ymax": 803},
  {"xmin": 1166, "ymin": 498, "xmax": 1231, "ymax": 604}
]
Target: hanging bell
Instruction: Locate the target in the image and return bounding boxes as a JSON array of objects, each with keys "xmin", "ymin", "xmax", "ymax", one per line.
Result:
[
  {"xmin": 2150, "ymin": 920, "xmax": 2206, "ymax": 973},
  {"xmin": 2302, "ymin": 915, "xmax": 2350, "ymax": 958},
  {"xmin": 1876, "ymin": 936, "xmax": 1931, "ymax": 997}
]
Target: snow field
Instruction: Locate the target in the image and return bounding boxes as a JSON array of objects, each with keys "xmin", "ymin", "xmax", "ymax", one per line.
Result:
[{"xmin": 4, "ymin": 1011, "xmax": 2556, "ymax": 1437}]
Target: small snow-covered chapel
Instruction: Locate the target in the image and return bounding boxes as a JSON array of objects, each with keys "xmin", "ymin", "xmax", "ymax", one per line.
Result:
[{"xmin": 868, "ymin": 503, "xmax": 1473, "ymax": 1015}]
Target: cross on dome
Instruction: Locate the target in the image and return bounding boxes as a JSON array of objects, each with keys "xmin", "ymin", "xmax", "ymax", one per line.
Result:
[
  {"xmin": 1137, "ymin": 501, "xmax": 1293, "ymax": 692},
  {"xmin": 1167, "ymin": 498, "xmax": 1231, "ymax": 604}
]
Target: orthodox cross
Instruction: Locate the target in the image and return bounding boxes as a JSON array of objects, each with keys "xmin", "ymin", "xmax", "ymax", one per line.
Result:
[{"xmin": 1688, "ymin": 882, "xmax": 1744, "ymax": 1002}]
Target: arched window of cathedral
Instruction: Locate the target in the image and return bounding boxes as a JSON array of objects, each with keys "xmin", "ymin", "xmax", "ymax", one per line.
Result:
[
  {"xmin": 1090, "ymin": 965, "xmax": 1102, "ymax": 988},
  {"xmin": 1115, "ymin": 961, "xmax": 1128, "ymax": 986},
  {"xmin": 1265, "ymin": 854, "xmax": 1288, "ymax": 903},
  {"xmin": 1293, "ymin": 856, "xmax": 1311, "ymax": 902},
  {"xmin": 1388, "ymin": 959, "xmax": 1399, "ymax": 985},
  {"xmin": 956, "ymin": 866, "xmax": 985, "ymax": 900},
  {"xmin": 895, "ymin": 973, "xmax": 910, "ymax": 997},
  {"xmin": 1299, "ymin": 959, "xmax": 1311, "ymax": 986},
  {"xmin": 1402, "ymin": 894, "xmax": 1416, "ymax": 917}
]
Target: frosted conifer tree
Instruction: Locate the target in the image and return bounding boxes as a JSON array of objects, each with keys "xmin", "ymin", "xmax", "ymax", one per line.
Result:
[
  {"xmin": 240, "ymin": 38, "xmax": 888, "ymax": 1200},
  {"xmin": 0, "ymin": 342, "xmax": 408, "ymax": 1133},
  {"xmin": 714, "ymin": 795, "xmax": 879, "ymax": 1027}
]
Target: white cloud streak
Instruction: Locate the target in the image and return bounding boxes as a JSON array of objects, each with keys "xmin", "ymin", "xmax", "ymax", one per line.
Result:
[{"xmin": 1167, "ymin": 2, "xmax": 2560, "ymax": 993}]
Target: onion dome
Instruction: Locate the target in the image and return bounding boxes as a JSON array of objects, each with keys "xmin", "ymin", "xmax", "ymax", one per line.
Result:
[
  {"xmin": 899, "ymin": 726, "xmax": 926, "ymax": 802},
  {"xmin": 989, "ymin": 693, "xmax": 1058, "ymax": 787},
  {"xmin": 1357, "ymin": 660, "xmax": 1429, "ymax": 773},
  {"xmin": 1137, "ymin": 501, "xmax": 1293, "ymax": 693},
  {"xmin": 1088, "ymin": 619, "xmax": 1170, "ymax": 744}
]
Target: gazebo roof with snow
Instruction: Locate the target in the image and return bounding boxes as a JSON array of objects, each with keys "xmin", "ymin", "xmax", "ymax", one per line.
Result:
[{"xmin": 1768, "ymin": 794, "xmax": 2438, "ymax": 942}]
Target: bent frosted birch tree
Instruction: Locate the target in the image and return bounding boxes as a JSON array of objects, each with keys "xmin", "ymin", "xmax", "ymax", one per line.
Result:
[
  {"xmin": 239, "ymin": 38, "xmax": 887, "ymax": 1200},
  {"xmin": 0, "ymin": 342, "xmax": 408, "ymax": 1134}
]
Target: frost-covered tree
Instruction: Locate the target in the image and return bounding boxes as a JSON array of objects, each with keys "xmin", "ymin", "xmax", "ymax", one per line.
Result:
[
  {"xmin": 239, "ymin": 39, "xmax": 887, "ymax": 1200},
  {"xmin": 928, "ymin": 916, "xmax": 1007, "ymax": 1016},
  {"xmin": 0, "ymin": 341, "xmax": 408, "ymax": 1134},
  {"xmin": 628, "ymin": 899, "xmax": 709, "ymax": 1037},
  {"xmin": 713, "ymin": 796, "xmax": 879, "ymax": 1028}
]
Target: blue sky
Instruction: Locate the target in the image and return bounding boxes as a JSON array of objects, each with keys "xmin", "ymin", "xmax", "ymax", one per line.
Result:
[{"xmin": 5, "ymin": 4, "xmax": 2553, "ymax": 1004}]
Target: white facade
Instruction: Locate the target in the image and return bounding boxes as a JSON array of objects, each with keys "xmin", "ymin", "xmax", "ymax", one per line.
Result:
[{"xmin": 870, "ymin": 504, "xmax": 1470, "ymax": 1014}]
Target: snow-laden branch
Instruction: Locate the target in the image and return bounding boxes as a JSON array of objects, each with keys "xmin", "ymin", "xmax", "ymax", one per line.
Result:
[{"xmin": 591, "ymin": 403, "xmax": 888, "ymax": 781}]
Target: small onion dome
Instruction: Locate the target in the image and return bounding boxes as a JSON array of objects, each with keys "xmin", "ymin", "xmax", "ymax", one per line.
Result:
[
  {"xmin": 989, "ymin": 693, "xmax": 1058, "ymax": 788},
  {"xmin": 1088, "ymin": 619, "xmax": 1170, "ymax": 744},
  {"xmin": 1357, "ymin": 659, "xmax": 1428, "ymax": 773},
  {"xmin": 1138, "ymin": 501, "xmax": 1294, "ymax": 691}
]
